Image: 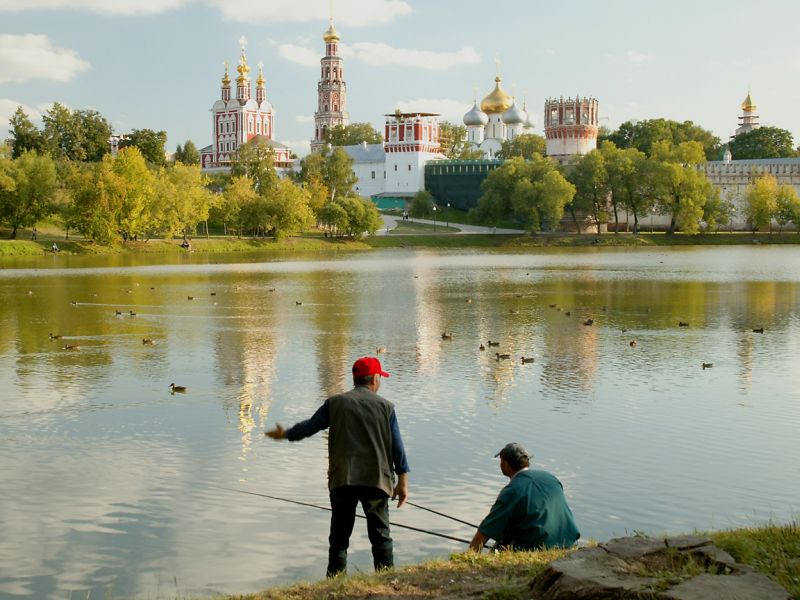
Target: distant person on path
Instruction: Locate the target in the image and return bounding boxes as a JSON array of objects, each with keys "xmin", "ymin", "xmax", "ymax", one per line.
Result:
[
  {"xmin": 266, "ymin": 356, "xmax": 409, "ymax": 577},
  {"xmin": 468, "ymin": 442, "xmax": 579, "ymax": 552},
  {"xmin": 51, "ymin": 242, "xmax": 59, "ymax": 253}
]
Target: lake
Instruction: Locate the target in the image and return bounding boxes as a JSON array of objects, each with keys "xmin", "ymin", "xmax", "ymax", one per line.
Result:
[{"xmin": 1, "ymin": 246, "xmax": 799, "ymax": 599}]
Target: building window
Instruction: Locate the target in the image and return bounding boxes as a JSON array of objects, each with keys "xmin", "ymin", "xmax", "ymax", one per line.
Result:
[
  {"xmin": 371, "ymin": 171, "xmax": 375, "ymax": 179},
  {"xmin": 394, "ymin": 165, "xmax": 398, "ymax": 171},
  {"xmin": 408, "ymin": 164, "xmax": 411, "ymax": 171}
]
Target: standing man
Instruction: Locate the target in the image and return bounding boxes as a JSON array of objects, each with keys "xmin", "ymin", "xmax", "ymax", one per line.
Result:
[
  {"xmin": 266, "ymin": 356, "xmax": 409, "ymax": 577},
  {"xmin": 469, "ymin": 443, "xmax": 579, "ymax": 552}
]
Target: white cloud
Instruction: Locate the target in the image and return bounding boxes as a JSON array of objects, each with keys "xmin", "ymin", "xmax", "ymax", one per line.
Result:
[
  {"xmin": 392, "ymin": 98, "xmax": 471, "ymax": 123},
  {"xmin": 626, "ymin": 50, "xmax": 653, "ymax": 65},
  {"xmin": 278, "ymin": 43, "xmax": 320, "ymax": 67},
  {"xmin": 295, "ymin": 115, "xmax": 314, "ymax": 123},
  {"xmin": 0, "ymin": 0, "xmax": 188, "ymax": 15},
  {"xmin": 280, "ymin": 139, "xmax": 311, "ymax": 157},
  {"xmin": 342, "ymin": 42, "xmax": 480, "ymax": 70},
  {"xmin": 208, "ymin": 0, "xmax": 411, "ymax": 26},
  {"xmin": 0, "ymin": 34, "xmax": 90, "ymax": 84}
]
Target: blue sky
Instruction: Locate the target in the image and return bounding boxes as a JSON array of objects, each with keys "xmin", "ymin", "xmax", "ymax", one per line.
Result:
[{"xmin": 2, "ymin": 0, "xmax": 799, "ymax": 157}]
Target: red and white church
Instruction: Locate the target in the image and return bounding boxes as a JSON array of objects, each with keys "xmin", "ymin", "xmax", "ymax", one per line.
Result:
[{"xmin": 200, "ymin": 38, "xmax": 292, "ymax": 172}]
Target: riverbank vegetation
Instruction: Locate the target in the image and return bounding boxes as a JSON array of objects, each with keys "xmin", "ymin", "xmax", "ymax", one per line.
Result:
[{"xmin": 231, "ymin": 522, "xmax": 799, "ymax": 600}]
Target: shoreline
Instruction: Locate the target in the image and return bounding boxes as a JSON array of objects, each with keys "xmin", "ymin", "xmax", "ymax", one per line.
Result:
[{"xmin": 1, "ymin": 231, "xmax": 800, "ymax": 259}]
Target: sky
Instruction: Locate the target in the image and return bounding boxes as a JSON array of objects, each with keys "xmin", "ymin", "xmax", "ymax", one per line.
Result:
[{"xmin": 2, "ymin": 0, "xmax": 800, "ymax": 158}]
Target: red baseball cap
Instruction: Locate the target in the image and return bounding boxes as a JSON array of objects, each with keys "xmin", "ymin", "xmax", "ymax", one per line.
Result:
[{"xmin": 352, "ymin": 356, "xmax": 390, "ymax": 378}]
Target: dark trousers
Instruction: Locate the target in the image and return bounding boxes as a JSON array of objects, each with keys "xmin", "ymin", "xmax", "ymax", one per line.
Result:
[{"xmin": 327, "ymin": 485, "xmax": 393, "ymax": 577}]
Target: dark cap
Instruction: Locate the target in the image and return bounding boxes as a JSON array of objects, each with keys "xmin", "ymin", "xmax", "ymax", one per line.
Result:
[
  {"xmin": 352, "ymin": 356, "xmax": 390, "ymax": 378},
  {"xmin": 495, "ymin": 442, "xmax": 529, "ymax": 463}
]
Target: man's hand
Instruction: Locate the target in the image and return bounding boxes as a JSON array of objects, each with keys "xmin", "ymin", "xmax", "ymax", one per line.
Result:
[
  {"xmin": 468, "ymin": 530, "xmax": 489, "ymax": 553},
  {"xmin": 391, "ymin": 472, "xmax": 408, "ymax": 508},
  {"xmin": 265, "ymin": 424, "xmax": 286, "ymax": 440}
]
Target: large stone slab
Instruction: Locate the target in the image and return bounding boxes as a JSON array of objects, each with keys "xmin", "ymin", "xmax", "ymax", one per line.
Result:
[{"xmin": 529, "ymin": 535, "xmax": 790, "ymax": 600}]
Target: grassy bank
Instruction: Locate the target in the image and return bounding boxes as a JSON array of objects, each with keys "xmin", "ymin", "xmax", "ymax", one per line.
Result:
[
  {"xmin": 234, "ymin": 522, "xmax": 799, "ymax": 600},
  {"xmin": 1, "ymin": 231, "xmax": 800, "ymax": 258}
]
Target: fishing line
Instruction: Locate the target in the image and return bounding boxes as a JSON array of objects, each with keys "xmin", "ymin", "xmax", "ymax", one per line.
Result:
[
  {"xmin": 405, "ymin": 501, "xmax": 479, "ymax": 529},
  {"xmin": 211, "ymin": 485, "xmax": 480, "ymax": 547}
]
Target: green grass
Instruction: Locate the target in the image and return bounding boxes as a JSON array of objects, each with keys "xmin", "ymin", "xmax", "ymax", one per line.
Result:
[{"xmin": 218, "ymin": 523, "xmax": 799, "ymax": 600}]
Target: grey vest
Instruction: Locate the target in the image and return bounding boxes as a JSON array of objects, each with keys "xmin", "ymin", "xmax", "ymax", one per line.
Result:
[{"xmin": 327, "ymin": 386, "xmax": 395, "ymax": 497}]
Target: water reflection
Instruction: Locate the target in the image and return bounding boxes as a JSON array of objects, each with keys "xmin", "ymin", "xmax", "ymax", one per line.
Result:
[{"xmin": 1, "ymin": 247, "xmax": 799, "ymax": 598}]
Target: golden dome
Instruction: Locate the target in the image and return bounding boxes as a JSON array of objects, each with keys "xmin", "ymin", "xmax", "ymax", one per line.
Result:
[
  {"xmin": 741, "ymin": 91, "xmax": 757, "ymax": 112},
  {"xmin": 481, "ymin": 76, "xmax": 513, "ymax": 114},
  {"xmin": 221, "ymin": 62, "xmax": 230, "ymax": 87},
  {"xmin": 323, "ymin": 21, "xmax": 340, "ymax": 42},
  {"xmin": 256, "ymin": 64, "xmax": 265, "ymax": 88},
  {"xmin": 236, "ymin": 48, "xmax": 250, "ymax": 84}
]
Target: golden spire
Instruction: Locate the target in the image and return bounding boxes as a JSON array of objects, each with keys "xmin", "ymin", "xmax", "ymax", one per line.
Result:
[
  {"xmin": 741, "ymin": 89, "xmax": 757, "ymax": 113},
  {"xmin": 256, "ymin": 61, "xmax": 265, "ymax": 88},
  {"xmin": 236, "ymin": 36, "xmax": 250, "ymax": 84},
  {"xmin": 323, "ymin": 18, "xmax": 340, "ymax": 42},
  {"xmin": 221, "ymin": 61, "xmax": 230, "ymax": 87},
  {"xmin": 481, "ymin": 75, "xmax": 513, "ymax": 114}
]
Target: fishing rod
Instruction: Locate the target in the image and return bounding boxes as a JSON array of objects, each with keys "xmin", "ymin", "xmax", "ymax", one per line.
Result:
[
  {"xmin": 405, "ymin": 501, "xmax": 479, "ymax": 529},
  {"xmin": 211, "ymin": 485, "xmax": 481, "ymax": 547}
]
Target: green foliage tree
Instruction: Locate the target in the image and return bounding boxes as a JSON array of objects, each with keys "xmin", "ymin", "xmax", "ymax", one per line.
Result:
[
  {"xmin": 744, "ymin": 175, "xmax": 778, "ymax": 233},
  {"xmin": 408, "ymin": 190, "xmax": 434, "ymax": 218},
  {"xmin": 775, "ymin": 184, "xmax": 800, "ymax": 233},
  {"xmin": 497, "ymin": 133, "xmax": 547, "ymax": 160},
  {"xmin": 650, "ymin": 141, "xmax": 713, "ymax": 234},
  {"xmin": 600, "ymin": 141, "xmax": 644, "ymax": 233},
  {"xmin": 565, "ymin": 150, "xmax": 608, "ymax": 232},
  {"xmin": 230, "ymin": 138, "xmax": 279, "ymax": 195},
  {"xmin": 605, "ymin": 118, "xmax": 721, "ymax": 160},
  {"xmin": 156, "ymin": 164, "xmax": 215, "ymax": 238},
  {"xmin": 438, "ymin": 121, "xmax": 483, "ymax": 160},
  {"xmin": 214, "ymin": 175, "xmax": 257, "ymax": 236},
  {"xmin": 111, "ymin": 147, "xmax": 158, "ymax": 240},
  {"xmin": 324, "ymin": 122, "xmax": 383, "ymax": 146},
  {"xmin": 258, "ymin": 178, "xmax": 315, "ymax": 240},
  {"xmin": 73, "ymin": 109, "xmax": 112, "ymax": 162},
  {"xmin": 474, "ymin": 155, "xmax": 574, "ymax": 232},
  {"xmin": 319, "ymin": 195, "xmax": 382, "ymax": 238},
  {"xmin": 296, "ymin": 147, "xmax": 356, "ymax": 202},
  {"xmin": 8, "ymin": 107, "xmax": 44, "ymax": 158},
  {"xmin": 728, "ymin": 126, "xmax": 796, "ymax": 160},
  {"xmin": 64, "ymin": 161, "xmax": 118, "ymax": 244},
  {"xmin": 120, "ymin": 128, "xmax": 168, "ymax": 166},
  {"xmin": 42, "ymin": 102, "xmax": 85, "ymax": 161},
  {"xmin": 174, "ymin": 140, "xmax": 200, "ymax": 165},
  {"xmin": 0, "ymin": 150, "xmax": 57, "ymax": 238}
]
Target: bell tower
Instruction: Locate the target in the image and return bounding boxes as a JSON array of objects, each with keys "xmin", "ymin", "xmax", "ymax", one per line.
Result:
[{"xmin": 311, "ymin": 19, "xmax": 349, "ymax": 152}]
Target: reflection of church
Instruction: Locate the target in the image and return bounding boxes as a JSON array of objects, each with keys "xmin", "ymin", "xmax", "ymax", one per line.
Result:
[{"xmin": 200, "ymin": 39, "xmax": 291, "ymax": 172}]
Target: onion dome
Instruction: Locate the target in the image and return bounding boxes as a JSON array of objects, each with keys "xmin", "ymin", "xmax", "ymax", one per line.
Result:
[
  {"xmin": 463, "ymin": 100, "xmax": 488, "ymax": 127},
  {"xmin": 236, "ymin": 47, "xmax": 250, "ymax": 84},
  {"xmin": 480, "ymin": 76, "xmax": 513, "ymax": 114},
  {"xmin": 221, "ymin": 62, "xmax": 231, "ymax": 87},
  {"xmin": 501, "ymin": 97, "xmax": 526, "ymax": 125},
  {"xmin": 256, "ymin": 63, "xmax": 265, "ymax": 88},
  {"xmin": 741, "ymin": 91, "xmax": 757, "ymax": 113},
  {"xmin": 522, "ymin": 100, "xmax": 535, "ymax": 130},
  {"xmin": 323, "ymin": 20, "xmax": 340, "ymax": 42}
]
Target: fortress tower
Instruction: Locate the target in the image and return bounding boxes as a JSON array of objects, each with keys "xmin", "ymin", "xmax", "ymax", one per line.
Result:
[
  {"xmin": 311, "ymin": 20, "xmax": 349, "ymax": 152},
  {"xmin": 544, "ymin": 96, "xmax": 599, "ymax": 160}
]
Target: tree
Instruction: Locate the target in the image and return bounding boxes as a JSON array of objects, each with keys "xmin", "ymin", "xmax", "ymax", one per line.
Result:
[
  {"xmin": 296, "ymin": 147, "xmax": 356, "ymax": 201},
  {"xmin": 8, "ymin": 107, "xmax": 44, "ymax": 158},
  {"xmin": 775, "ymin": 185, "xmax": 800, "ymax": 233},
  {"xmin": 566, "ymin": 150, "xmax": 608, "ymax": 233},
  {"xmin": 259, "ymin": 178, "xmax": 315, "ymax": 240},
  {"xmin": 729, "ymin": 126, "xmax": 796, "ymax": 160},
  {"xmin": 42, "ymin": 102, "xmax": 85, "ymax": 161},
  {"xmin": 438, "ymin": 121, "xmax": 483, "ymax": 159},
  {"xmin": 408, "ymin": 190, "xmax": 434, "ymax": 218},
  {"xmin": 64, "ymin": 161, "xmax": 118, "ymax": 244},
  {"xmin": 214, "ymin": 175, "xmax": 258, "ymax": 236},
  {"xmin": 600, "ymin": 142, "xmax": 644, "ymax": 233},
  {"xmin": 320, "ymin": 195, "xmax": 382, "ymax": 238},
  {"xmin": 744, "ymin": 175, "xmax": 778, "ymax": 233},
  {"xmin": 174, "ymin": 140, "xmax": 200, "ymax": 165},
  {"xmin": 605, "ymin": 118, "xmax": 721, "ymax": 161},
  {"xmin": 120, "ymin": 128, "xmax": 168, "ymax": 166},
  {"xmin": 157, "ymin": 164, "xmax": 214, "ymax": 238},
  {"xmin": 650, "ymin": 141, "xmax": 713, "ymax": 234},
  {"xmin": 110, "ymin": 147, "xmax": 158, "ymax": 240},
  {"xmin": 474, "ymin": 155, "xmax": 574, "ymax": 232},
  {"xmin": 73, "ymin": 109, "xmax": 112, "ymax": 162},
  {"xmin": 0, "ymin": 150, "xmax": 57, "ymax": 238},
  {"xmin": 324, "ymin": 122, "xmax": 383, "ymax": 146},
  {"xmin": 230, "ymin": 138, "xmax": 279, "ymax": 195},
  {"xmin": 496, "ymin": 134, "xmax": 547, "ymax": 160}
]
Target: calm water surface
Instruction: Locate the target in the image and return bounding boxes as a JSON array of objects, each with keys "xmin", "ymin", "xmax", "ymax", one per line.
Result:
[{"xmin": 1, "ymin": 246, "xmax": 799, "ymax": 598}]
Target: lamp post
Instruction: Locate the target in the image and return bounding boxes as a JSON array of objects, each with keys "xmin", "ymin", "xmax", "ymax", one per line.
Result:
[
  {"xmin": 650, "ymin": 207, "xmax": 655, "ymax": 233},
  {"xmin": 446, "ymin": 202, "xmax": 450, "ymax": 229},
  {"xmin": 432, "ymin": 205, "xmax": 437, "ymax": 232},
  {"xmin": 730, "ymin": 207, "xmax": 736, "ymax": 234}
]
